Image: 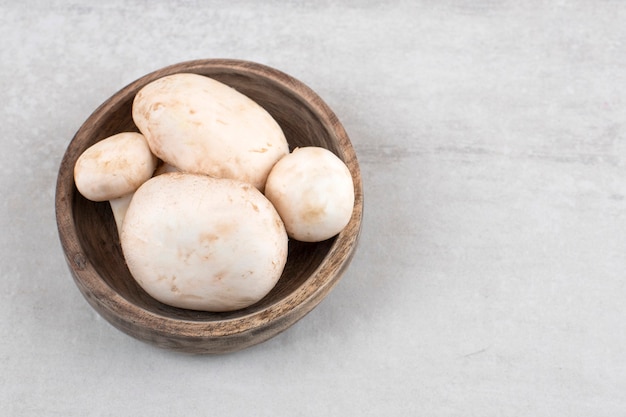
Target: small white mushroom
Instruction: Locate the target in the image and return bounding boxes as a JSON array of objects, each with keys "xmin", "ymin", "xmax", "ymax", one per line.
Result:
[
  {"xmin": 73, "ymin": 132, "xmax": 157, "ymax": 236},
  {"xmin": 120, "ymin": 172, "xmax": 288, "ymax": 312},
  {"xmin": 264, "ymin": 146, "xmax": 355, "ymax": 242},
  {"xmin": 132, "ymin": 73, "xmax": 289, "ymax": 191}
]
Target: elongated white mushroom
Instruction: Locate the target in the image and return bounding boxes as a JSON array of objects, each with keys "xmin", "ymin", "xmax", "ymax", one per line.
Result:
[
  {"xmin": 74, "ymin": 132, "xmax": 157, "ymax": 236},
  {"xmin": 264, "ymin": 146, "xmax": 355, "ymax": 242},
  {"xmin": 132, "ymin": 73, "xmax": 289, "ymax": 191}
]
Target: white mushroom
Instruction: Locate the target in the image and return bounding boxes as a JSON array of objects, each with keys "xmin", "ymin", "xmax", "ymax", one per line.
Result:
[
  {"xmin": 73, "ymin": 132, "xmax": 157, "ymax": 236},
  {"xmin": 132, "ymin": 73, "xmax": 289, "ymax": 191},
  {"xmin": 264, "ymin": 146, "xmax": 355, "ymax": 242},
  {"xmin": 120, "ymin": 172, "xmax": 288, "ymax": 312}
]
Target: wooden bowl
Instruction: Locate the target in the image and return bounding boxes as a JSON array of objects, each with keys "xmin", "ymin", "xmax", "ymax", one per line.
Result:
[{"xmin": 55, "ymin": 59, "xmax": 363, "ymax": 354}]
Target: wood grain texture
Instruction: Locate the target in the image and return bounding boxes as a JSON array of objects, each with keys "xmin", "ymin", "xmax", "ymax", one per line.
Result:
[{"xmin": 55, "ymin": 59, "xmax": 363, "ymax": 354}]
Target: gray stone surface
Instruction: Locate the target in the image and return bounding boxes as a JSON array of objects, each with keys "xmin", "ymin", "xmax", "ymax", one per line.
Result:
[{"xmin": 2, "ymin": 1, "xmax": 626, "ymax": 415}]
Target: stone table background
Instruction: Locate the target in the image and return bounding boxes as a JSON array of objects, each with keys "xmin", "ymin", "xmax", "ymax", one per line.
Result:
[{"xmin": 2, "ymin": 1, "xmax": 626, "ymax": 415}]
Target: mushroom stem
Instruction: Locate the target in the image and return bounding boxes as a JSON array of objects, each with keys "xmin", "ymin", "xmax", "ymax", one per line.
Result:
[
  {"xmin": 153, "ymin": 161, "xmax": 180, "ymax": 176},
  {"xmin": 109, "ymin": 193, "xmax": 134, "ymax": 238}
]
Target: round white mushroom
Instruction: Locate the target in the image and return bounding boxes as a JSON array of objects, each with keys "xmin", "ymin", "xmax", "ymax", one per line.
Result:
[
  {"xmin": 264, "ymin": 146, "xmax": 355, "ymax": 242},
  {"xmin": 132, "ymin": 73, "xmax": 289, "ymax": 191},
  {"xmin": 73, "ymin": 132, "xmax": 157, "ymax": 236},
  {"xmin": 120, "ymin": 172, "xmax": 288, "ymax": 312}
]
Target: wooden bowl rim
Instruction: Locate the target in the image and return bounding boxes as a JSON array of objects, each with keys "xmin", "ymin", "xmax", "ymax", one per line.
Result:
[{"xmin": 55, "ymin": 58, "xmax": 363, "ymax": 340}]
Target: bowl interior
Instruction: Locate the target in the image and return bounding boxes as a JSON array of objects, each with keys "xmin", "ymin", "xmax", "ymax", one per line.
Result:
[{"xmin": 66, "ymin": 62, "xmax": 349, "ymax": 322}]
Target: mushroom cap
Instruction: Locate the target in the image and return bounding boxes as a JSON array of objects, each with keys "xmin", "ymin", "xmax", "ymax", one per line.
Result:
[
  {"xmin": 265, "ymin": 147, "xmax": 355, "ymax": 242},
  {"xmin": 74, "ymin": 132, "xmax": 157, "ymax": 202},
  {"xmin": 120, "ymin": 172, "xmax": 288, "ymax": 312},
  {"xmin": 132, "ymin": 73, "xmax": 289, "ymax": 191}
]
